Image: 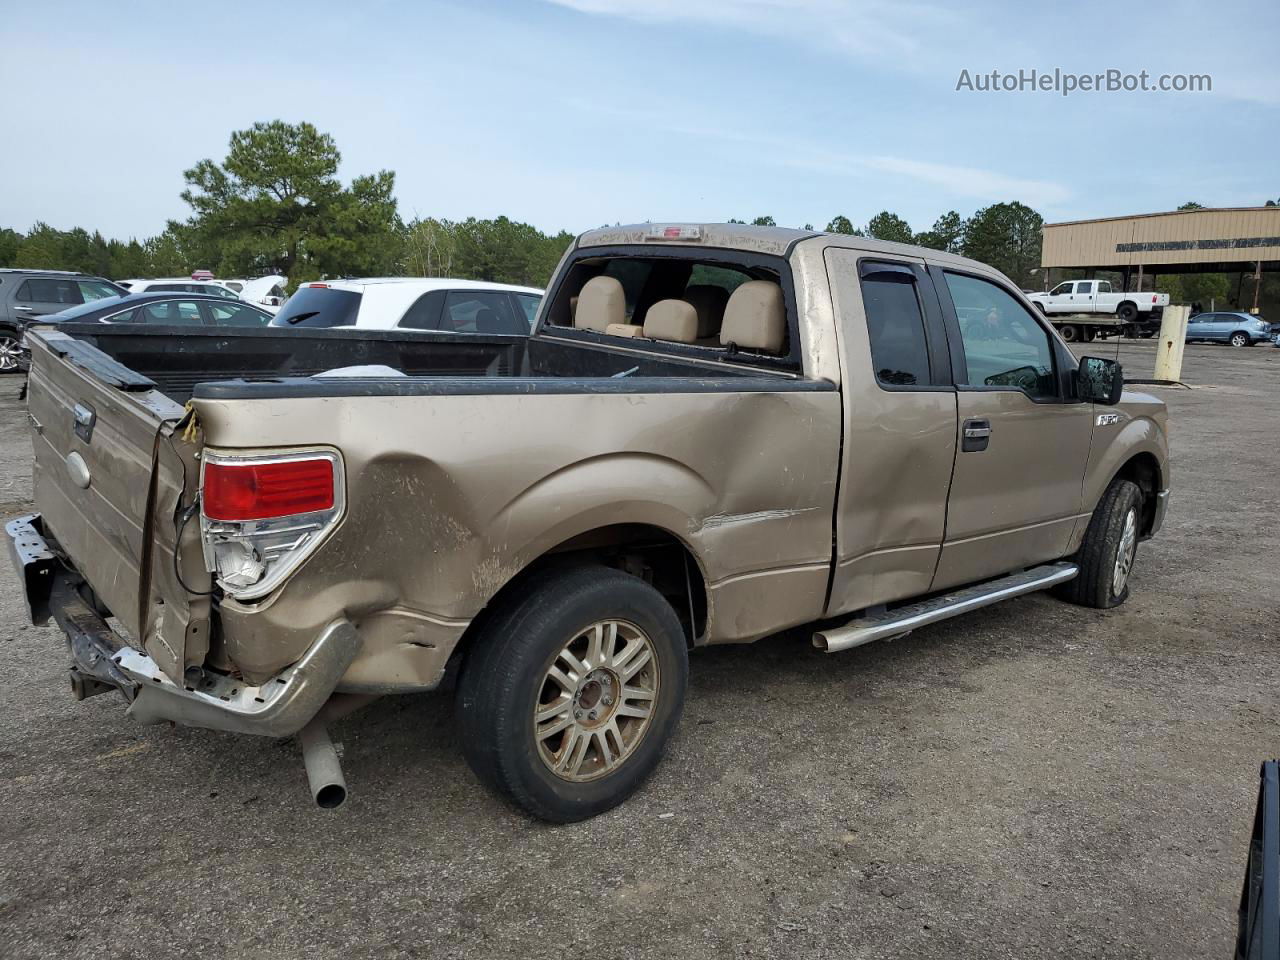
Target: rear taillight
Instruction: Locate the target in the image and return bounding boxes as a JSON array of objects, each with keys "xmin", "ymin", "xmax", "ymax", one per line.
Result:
[
  {"xmin": 199, "ymin": 450, "xmax": 344, "ymax": 599},
  {"xmin": 203, "ymin": 457, "xmax": 334, "ymax": 520}
]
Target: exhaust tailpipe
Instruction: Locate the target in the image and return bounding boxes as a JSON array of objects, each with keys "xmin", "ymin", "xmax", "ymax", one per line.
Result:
[
  {"xmin": 296, "ymin": 694, "xmax": 376, "ymax": 809},
  {"xmin": 299, "ymin": 719, "xmax": 347, "ymax": 809}
]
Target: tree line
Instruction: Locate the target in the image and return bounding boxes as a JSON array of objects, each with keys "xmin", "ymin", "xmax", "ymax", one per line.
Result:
[{"xmin": 0, "ymin": 120, "xmax": 1273, "ymax": 314}]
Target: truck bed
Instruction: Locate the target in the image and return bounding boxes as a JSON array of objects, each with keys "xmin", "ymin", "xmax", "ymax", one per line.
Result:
[{"xmin": 42, "ymin": 323, "xmax": 770, "ymax": 405}]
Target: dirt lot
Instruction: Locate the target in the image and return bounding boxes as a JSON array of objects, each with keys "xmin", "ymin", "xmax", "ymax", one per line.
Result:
[{"xmin": 1, "ymin": 340, "xmax": 1277, "ymax": 959}]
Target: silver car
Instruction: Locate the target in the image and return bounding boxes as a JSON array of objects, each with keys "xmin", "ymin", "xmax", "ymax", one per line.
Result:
[{"xmin": 1184, "ymin": 310, "xmax": 1272, "ymax": 347}]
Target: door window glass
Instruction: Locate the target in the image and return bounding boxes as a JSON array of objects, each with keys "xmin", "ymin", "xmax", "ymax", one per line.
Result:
[
  {"xmin": 514, "ymin": 293, "xmax": 542, "ymax": 329},
  {"xmin": 1076, "ymin": 281, "xmax": 1092, "ymax": 294},
  {"xmin": 137, "ymin": 300, "xmax": 205, "ymax": 324},
  {"xmin": 439, "ymin": 290, "xmax": 524, "ymax": 335},
  {"xmin": 859, "ymin": 266, "xmax": 931, "ymax": 387},
  {"xmin": 946, "ymin": 272, "xmax": 1056, "ymax": 399},
  {"xmin": 399, "ymin": 291, "xmax": 444, "ymax": 329},
  {"xmin": 17, "ymin": 277, "xmax": 83, "ymax": 305},
  {"xmin": 1050, "ymin": 282, "xmax": 1072, "ymax": 296},
  {"xmin": 206, "ymin": 302, "xmax": 270, "ymax": 326},
  {"xmin": 77, "ymin": 279, "xmax": 121, "ymax": 301}
]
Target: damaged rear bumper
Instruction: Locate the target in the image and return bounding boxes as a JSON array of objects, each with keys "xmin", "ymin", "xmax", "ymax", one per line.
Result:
[{"xmin": 5, "ymin": 513, "xmax": 360, "ymax": 738}]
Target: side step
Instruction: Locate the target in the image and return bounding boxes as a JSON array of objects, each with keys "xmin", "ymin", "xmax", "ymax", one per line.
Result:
[{"xmin": 813, "ymin": 562, "xmax": 1078, "ymax": 654}]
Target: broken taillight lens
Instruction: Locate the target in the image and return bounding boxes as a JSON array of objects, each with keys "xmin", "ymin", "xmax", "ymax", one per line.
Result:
[{"xmin": 199, "ymin": 450, "xmax": 344, "ymax": 600}]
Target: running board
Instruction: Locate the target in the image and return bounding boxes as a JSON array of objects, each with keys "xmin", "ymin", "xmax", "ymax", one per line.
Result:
[{"xmin": 813, "ymin": 562, "xmax": 1079, "ymax": 654}]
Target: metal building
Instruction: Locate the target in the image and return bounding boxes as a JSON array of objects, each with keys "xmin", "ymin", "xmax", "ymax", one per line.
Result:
[{"xmin": 1041, "ymin": 206, "xmax": 1279, "ymax": 301}]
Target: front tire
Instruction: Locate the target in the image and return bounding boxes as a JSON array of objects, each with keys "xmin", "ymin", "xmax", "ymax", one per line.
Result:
[
  {"xmin": 1230, "ymin": 332, "xmax": 1250, "ymax": 347},
  {"xmin": 1057, "ymin": 479, "xmax": 1143, "ymax": 609},
  {"xmin": 456, "ymin": 564, "xmax": 689, "ymax": 822}
]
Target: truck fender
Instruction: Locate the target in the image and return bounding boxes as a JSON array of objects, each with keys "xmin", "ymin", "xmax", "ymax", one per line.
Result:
[{"xmin": 1080, "ymin": 414, "xmax": 1165, "ymax": 530}]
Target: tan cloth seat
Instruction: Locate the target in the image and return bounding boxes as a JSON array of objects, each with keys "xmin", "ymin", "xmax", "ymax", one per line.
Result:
[
  {"xmin": 575, "ymin": 276, "xmax": 624, "ymax": 332},
  {"xmin": 721, "ymin": 281, "xmax": 786, "ymax": 354},
  {"xmin": 605, "ymin": 323, "xmax": 645, "ymax": 338},
  {"xmin": 643, "ymin": 299, "xmax": 699, "ymax": 343},
  {"xmin": 683, "ymin": 285, "xmax": 730, "ymax": 338}
]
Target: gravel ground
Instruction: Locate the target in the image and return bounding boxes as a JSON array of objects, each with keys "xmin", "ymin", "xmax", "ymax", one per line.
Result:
[{"xmin": 1, "ymin": 340, "xmax": 1277, "ymax": 959}]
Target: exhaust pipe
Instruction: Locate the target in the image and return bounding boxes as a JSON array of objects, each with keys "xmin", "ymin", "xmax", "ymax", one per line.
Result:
[
  {"xmin": 296, "ymin": 694, "xmax": 376, "ymax": 810},
  {"xmin": 299, "ymin": 720, "xmax": 347, "ymax": 809}
]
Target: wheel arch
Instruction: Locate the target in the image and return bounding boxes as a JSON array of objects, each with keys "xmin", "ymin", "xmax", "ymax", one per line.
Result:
[
  {"xmin": 441, "ymin": 522, "xmax": 709, "ymax": 689},
  {"xmin": 1111, "ymin": 451, "xmax": 1162, "ymax": 536}
]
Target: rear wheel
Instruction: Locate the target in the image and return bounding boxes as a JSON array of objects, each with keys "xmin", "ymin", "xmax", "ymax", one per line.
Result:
[
  {"xmin": 1230, "ymin": 331, "xmax": 1250, "ymax": 347},
  {"xmin": 1056, "ymin": 479, "xmax": 1143, "ymax": 609},
  {"xmin": 1117, "ymin": 302, "xmax": 1138, "ymax": 322},
  {"xmin": 1082, "ymin": 327, "xmax": 1096, "ymax": 343},
  {"xmin": 456, "ymin": 564, "xmax": 689, "ymax": 822},
  {"xmin": 1059, "ymin": 324, "xmax": 1080, "ymax": 342},
  {"xmin": 0, "ymin": 328, "xmax": 22, "ymax": 374}
]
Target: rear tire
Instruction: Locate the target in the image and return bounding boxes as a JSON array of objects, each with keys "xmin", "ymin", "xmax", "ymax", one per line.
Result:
[
  {"xmin": 1059, "ymin": 324, "xmax": 1080, "ymax": 342},
  {"xmin": 0, "ymin": 327, "xmax": 22, "ymax": 374},
  {"xmin": 1117, "ymin": 302, "xmax": 1138, "ymax": 322},
  {"xmin": 1230, "ymin": 332, "xmax": 1249, "ymax": 347},
  {"xmin": 1056, "ymin": 479, "xmax": 1143, "ymax": 609},
  {"xmin": 1082, "ymin": 327, "xmax": 1096, "ymax": 343},
  {"xmin": 456, "ymin": 564, "xmax": 689, "ymax": 823}
]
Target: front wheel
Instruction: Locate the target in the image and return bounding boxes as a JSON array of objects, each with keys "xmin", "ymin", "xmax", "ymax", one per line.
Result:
[
  {"xmin": 1230, "ymin": 332, "xmax": 1250, "ymax": 347},
  {"xmin": 1056, "ymin": 479, "xmax": 1143, "ymax": 609},
  {"xmin": 456, "ymin": 564, "xmax": 689, "ymax": 822}
]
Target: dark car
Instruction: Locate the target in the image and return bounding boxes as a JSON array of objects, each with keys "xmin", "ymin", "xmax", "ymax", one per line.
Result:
[
  {"xmin": 0, "ymin": 269, "xmax": 127, "ymax": 372},
  {"xmin": 16, "ymin": 292, "xmax": 274, "ymax": 368}
]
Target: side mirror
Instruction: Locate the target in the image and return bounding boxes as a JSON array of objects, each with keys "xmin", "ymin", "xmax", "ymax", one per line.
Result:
[{"xmin": 1078, "ymin": 356, "xmax": 1123, "ymax": 405}]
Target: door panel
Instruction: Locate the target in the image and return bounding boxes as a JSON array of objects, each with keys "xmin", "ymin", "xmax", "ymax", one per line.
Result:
[
  {"xmin": 932, "ymin": 270, "xmax": 1094, "ymax": 589},
  {"xmin": 933, "ymin": 392, "xmax": 1093, "ymax": 588},
  {"xmin": 823, "ymin": 249, "xmax": 957, "ymax": 615}
]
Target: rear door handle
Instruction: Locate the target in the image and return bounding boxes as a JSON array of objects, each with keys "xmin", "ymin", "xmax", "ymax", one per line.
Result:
[{"xmin": 962, "ymin": 419, "xmax": 991, "ymax": 452}]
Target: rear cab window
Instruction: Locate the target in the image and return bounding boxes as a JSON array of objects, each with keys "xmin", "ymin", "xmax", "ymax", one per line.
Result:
[
  {"xmin": 540, "ymin": 246, "xmax": 800, "ymax": 370},
  {"xmin": 272, "ymin": 286, "xmax": 362, "ymax": 328}
]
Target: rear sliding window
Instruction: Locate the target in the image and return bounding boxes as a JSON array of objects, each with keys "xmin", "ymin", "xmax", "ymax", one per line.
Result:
[{"xmin": 272, "ymin": 287, "xmax": 362, "ymax": 328}]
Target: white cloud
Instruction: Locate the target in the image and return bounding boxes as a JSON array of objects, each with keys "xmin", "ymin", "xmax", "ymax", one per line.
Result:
[{"xmin": 545, "ymin": 0, "xmax": 963, "ymax": 62}]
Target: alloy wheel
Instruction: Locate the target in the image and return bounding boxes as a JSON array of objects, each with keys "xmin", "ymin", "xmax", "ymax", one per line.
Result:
[{"xmin": 534, "ymin": 619, "xmax": 660, "ymax": 783}]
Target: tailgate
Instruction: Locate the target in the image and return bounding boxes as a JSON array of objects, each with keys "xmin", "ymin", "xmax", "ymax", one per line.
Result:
[{"xmin": 24, "ymin": 329, "xmax": 211, "ymax": 683}]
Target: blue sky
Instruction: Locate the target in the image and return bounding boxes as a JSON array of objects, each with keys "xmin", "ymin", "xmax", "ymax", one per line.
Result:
[{"xmin": 1, "ymin": 0, "xmax": 1276, "ymax": 239}]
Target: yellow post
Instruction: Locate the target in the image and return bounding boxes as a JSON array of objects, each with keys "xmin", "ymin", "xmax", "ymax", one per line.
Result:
[{"xmin": 1153, "ymin": 304, "xmax": 1189, "ymax": 382}]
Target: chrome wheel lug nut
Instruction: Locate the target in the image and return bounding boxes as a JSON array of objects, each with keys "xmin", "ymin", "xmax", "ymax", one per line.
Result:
[
  {"xmin": 602, "ymin": 695, "xmax": 613, "ymax": 706},
  {"xmin": 589, "ymin": 709, "xmax": 599, "ymax": 721}
]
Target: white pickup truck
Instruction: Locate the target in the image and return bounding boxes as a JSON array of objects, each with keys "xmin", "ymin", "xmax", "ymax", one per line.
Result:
[{"xmin": 1028, "ymin": 280, "xmax": 1168, "ymax": 322}]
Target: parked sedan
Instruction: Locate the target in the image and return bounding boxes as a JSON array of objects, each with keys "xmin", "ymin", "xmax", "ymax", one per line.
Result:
[{"xmin": 1184, "ymin": 311, "xmax": 1272, "ymax": 347}]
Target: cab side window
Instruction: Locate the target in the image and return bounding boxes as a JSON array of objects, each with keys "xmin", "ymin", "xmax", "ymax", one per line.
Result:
[
  {"xmin": 17, "ymin": 278, "xmax": 82, "ymax": 305},
  {"xmin": 859, "ymin": 265, "xmax": 931, "ymax": 388},
  {"xmin": 945, "ymin": 272, "xmax": 1056, "ymax": 400}
]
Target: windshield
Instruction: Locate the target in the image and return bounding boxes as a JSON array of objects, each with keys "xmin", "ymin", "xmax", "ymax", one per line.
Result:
[{"xmin": 271, "ymin": 287, "xmax": 362, "ymax": 328}]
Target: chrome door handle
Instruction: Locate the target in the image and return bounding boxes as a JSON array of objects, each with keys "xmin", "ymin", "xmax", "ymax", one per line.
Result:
[{"xmin": 962, "ymin": 419, "xmax": 992, "ymax": 452}]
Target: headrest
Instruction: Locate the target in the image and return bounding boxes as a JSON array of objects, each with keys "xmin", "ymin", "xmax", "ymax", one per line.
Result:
[
  {"xmin": 721, "ymin": 281, "xmax": 785, "ymax": 354},
  {"xmin": 683, "ymin": 285, "xmax": 730, "ymax": 337},
  {"xmin": 643, "ymin": 299, "xmax": 699, "ymax": 344},
  {"xmin": 575, "ymin": 276, "xmax": 624, "ymax": 332}
]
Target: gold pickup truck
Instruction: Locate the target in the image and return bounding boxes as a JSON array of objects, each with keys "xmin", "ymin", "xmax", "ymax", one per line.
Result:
[{"xmin": 5, "ymin": 224, "xmax": 1170, "ymax": 821}]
